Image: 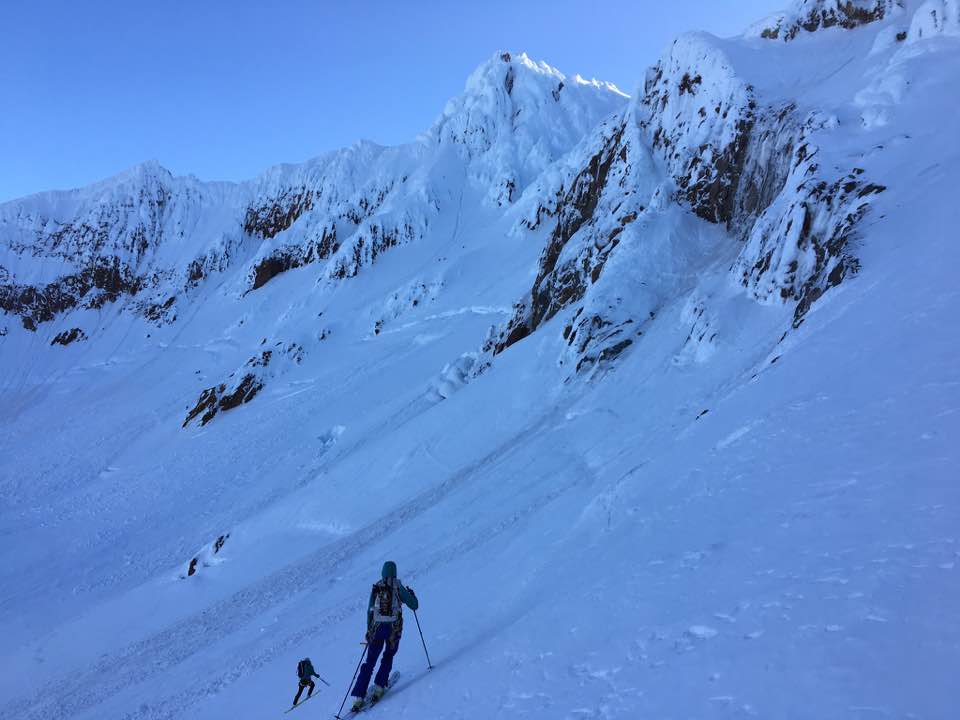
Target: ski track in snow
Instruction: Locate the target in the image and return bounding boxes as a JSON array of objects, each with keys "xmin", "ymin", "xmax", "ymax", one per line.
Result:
[
  {"xmin": 2, "ymin": 410, "xmax": 561, "ymax": 720},
  {"xmin": 2, "ymin": 5, "xmax": 960, "ymax": 720}
]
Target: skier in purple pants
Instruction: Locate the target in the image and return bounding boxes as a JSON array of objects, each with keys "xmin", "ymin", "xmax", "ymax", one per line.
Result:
[{"xmin": 350, "ymin": 561, "xmax": 418, "ymax": 711}]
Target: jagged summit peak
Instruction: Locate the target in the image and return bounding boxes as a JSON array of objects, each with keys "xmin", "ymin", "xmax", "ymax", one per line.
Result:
[
  {"xmin": 466, "ymin": 51, "xmax": 563, "ymax": 88},
  {"xmin": 462, "ymin": 50, "xmax": 626, "ymax": 99},
  {"xmin": 430, "ymin": 49, "xmax": 629, "ymax": 145},
  {"xmin": 569, "ymin": 72, "xmax": 628, "ymax": 96},
  {"xmin": 114, "ymin": 158, "xmax": 169, "ymax": 179},
  {"xmin": 427, "ymin": 51, "xmax": 629, "ymax": 206}
]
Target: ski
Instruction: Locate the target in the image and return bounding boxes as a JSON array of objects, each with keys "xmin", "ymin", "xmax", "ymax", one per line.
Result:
[
  {"xmin": 350, "ymin": 672, "xmax": 400, "ymax": 714},
  {"xmin": 285, "ymin": 688, "xmax": 323, "ymax": 714}
]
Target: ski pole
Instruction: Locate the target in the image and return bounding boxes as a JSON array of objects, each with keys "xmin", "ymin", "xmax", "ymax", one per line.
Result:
[
  {"xmin": 316, "ymin": 674, "xmax": 331, "ymax": 687},
  {"xmin": 412, "ymin": 609, "xmax": 433, "ymax": 670},
  {"xmin": 335, "ymin": 644, "xmax": 367, "ymax": 720}
]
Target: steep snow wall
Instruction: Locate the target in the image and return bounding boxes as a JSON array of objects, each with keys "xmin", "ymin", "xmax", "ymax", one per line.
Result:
[
  {"xmin": 483, "ymin": 4, "xmax": 908, "ymax": 378},
  {"xmin": 1, "ymin": 3, "xmax": 958, "ymax": 720}
]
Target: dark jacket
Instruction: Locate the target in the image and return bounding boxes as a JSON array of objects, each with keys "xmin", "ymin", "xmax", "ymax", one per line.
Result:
[{"xmin": 298, "ymin": 658, "xmax": 318, "ymax": 680}]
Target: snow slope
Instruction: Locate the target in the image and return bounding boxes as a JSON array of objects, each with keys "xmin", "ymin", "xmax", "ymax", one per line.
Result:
[{"xmin": 1, "ymin": 3, "xmax": 958, "ymax": 719}]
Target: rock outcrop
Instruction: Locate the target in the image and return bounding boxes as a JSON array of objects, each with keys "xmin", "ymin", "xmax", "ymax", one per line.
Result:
[
  {"xmin": 480, "ymin": 8, "xmax": 890, "ymax": 376},
  {"xmin": 751, "ymin": 0, "xmax": 901, "ymax": 41},
  {"xmin": 183, "ymin": 343, "xmax": 304, "ymax": 428},
  {"xmin": 50, "ymin": 327, "xmax": 87, "ymax": 346}
]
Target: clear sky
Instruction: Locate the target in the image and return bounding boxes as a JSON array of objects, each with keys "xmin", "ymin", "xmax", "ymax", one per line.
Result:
[{"xmin": 0, "ymin": 0, "xmax": 785, "ymax": 202}]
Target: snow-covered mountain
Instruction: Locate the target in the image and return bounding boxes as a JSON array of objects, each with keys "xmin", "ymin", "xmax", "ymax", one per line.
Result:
[{"xmin": 2, "ymin": 2, "xmax": 958, "ymax": 719}]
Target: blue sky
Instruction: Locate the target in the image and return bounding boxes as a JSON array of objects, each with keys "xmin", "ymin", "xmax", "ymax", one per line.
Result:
[{"xmin": 0, "ymin": 0, "xmax": 784, "ymax": 202}]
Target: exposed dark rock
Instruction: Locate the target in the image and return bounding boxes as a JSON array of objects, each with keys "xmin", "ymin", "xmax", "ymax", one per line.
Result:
[
  {"xmin": 679, "ymin": 72, "xmax": 703, "ymax": 95},
  {"xmin": 520, "ymin": 186, "xmax": 566, "ymax": 231},
  {"xmin": 732, "ymin": 112, "xmax": 881, "ymax": 328},
  {"xmin": 735, "ymin": 136, "xmax": 886, "ymax": 328},
  {"xmin": 329, "ymin": 219, "xmax": 419, "ymax": 280},
  {"xmin": 728, "ymin": 104, "xmax": 803, "ymax": 235},
  {"xmin": 243, "ymin": 187, "xmax": 316, "ymax": 239},
  {"xmin": 572, "ymin": 317, "xmax": 634, "ymax": 374},
  {"xmin": 217, "ymin": 373, "xmax": 264, "ymax": 413},
  {"xmin": 484, "ymin": 31, "xmax": 887, "ymax": 381},
  {"xmin": 0, "ymin": 256, "xmax": 141, "ymax": 328},
  {"xmin": 187, "ymin": 258, "xmax": 206, "ymax": 284},
  {"xmin": 184, "ymin": 241, "xmax": 241, "ymax": 289},
  {"xmin": 182, "ymin": 344, "xmax": 303, "ymax": 427},
  {"xmin": 503, "ymin": 178, "xmax": 516, "ymax": 204},
  {"xmin": 641, "ymin": 59, "xmax": 757, "ymax": 225},
  {"xmin": 494, "ymin": 123, "xmax": 627, "ymax": 355},
  {"xmin": 789, "ymin": 180, "xmax": 884, "ymax": 326},
  {"xmin": 51, "ymin": 327, "xmax": 87, "ymax": 346},
  {"xmin": 643, "ymin": 46, "xmax": 885, "ymax": 328},
  {"xmin": 245, "ymin": 180, "xmax": 399, "ymax": 292},
  {"xmin": 183, "ymin": 373, "xmax": 265, "ymax": 427},
  {"xmin": 759, "ymin": 0, "xmax": 895, "ymax": 41},
  {"xmin": 7, "ymin": 180, "xmax": 172, "ymax": 266},
  {"xmin": 182, "ymin": 384, "xmax": 225, "ymax": 428},
  {"xmin": 250, "ymin": 225, "xmax": 338, "ymax": 291},
  {"xmin": 213, "ymin": 533, "xmax": 229, "ymax": 554},
  {"xmin": 142, "ymin": 295, "xmax": 176, "ymax": 324}
]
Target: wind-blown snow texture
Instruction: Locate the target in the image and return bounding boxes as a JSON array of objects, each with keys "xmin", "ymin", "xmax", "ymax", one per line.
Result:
[{"xmin": 1, "ymin": 3, "xmax": 958, "ymax": 718}]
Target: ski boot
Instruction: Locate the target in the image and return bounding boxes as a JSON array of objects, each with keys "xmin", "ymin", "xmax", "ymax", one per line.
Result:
[
  {"xmin": 351, "ymin": 697, "xmax": 365, "ymax": 712},
  {"xmin": 371, "ymin": 685, "xmax": 386, "ymax": 702}
]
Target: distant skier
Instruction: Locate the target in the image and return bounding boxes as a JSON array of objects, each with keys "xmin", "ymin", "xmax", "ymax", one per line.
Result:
[
  {"xmin": 293, "ymin": 657, "xmax": 320, "ymax": 706},
  {"xmin": 350, "ymin": 560, "xmax": 418, "ymax": 711}
]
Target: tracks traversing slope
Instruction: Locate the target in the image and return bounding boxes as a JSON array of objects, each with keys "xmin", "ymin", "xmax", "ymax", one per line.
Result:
[{"xmin": 0, "ymin": 407, "xmax": 564, "ymax": 720}]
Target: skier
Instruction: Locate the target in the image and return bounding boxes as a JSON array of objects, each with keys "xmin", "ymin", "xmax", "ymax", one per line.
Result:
[
  {"xmin": 293, "ymin": 657, "xmax": 321, "ymax": 706},
  {"xmin": 350, "ymin": 560, "xmax": 418, "ymax": 711}
]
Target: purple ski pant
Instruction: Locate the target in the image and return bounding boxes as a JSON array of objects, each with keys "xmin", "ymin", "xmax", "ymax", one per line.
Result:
[{"xmin": 351, "ymin": 622, "xmax": 400, "ymax": 698}]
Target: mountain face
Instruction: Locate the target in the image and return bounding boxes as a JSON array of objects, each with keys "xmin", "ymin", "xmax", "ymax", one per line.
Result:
[
  {"xmin": 2, "ymin": 2, "xmax": 959, "ymax": 720},
  {"xmin": 0, "ymin": 52, "xmax": 624, "ymax": 338}
]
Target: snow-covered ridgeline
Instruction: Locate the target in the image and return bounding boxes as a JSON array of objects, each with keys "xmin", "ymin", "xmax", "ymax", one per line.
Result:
[
  {"xmin": 0, "ymin": 54, "xmax": 625, "ymax": 335},
  {"xmin": 0, "ymin": 162, "xmax": 245, "ymax": 329},
  {"xmin": 0, "ymin": 2, "xmax": 958, "ymax": 719},
  {"xmin": 0, "ymin": 0, "xmax": 953, "ymax": 378}
]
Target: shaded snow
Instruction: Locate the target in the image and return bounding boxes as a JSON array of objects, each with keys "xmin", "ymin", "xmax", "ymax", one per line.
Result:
[{"xmin": 1, "ymin": 9, "xmax": 959, "ymax": 720}]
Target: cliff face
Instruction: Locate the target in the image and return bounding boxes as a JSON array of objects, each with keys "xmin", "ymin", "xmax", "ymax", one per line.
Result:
[
  {"xmin": 749, "ymin": 0, "xmax": 902, "ymax": 41},
  {"xmin": 0, "ymin": 163, "xmax": 228, "ymax": 329},
  {"xmin": 0, "ymin": 0, "xmax": 951, "ymax": 416},
  {"xmin": 473, "ymin": 0, "xmax": 954, "ymax": 378},
  {"xmin": 0, "ymin": 54, "xmax": 624, "ymax": 345},
  {"xmin": 2, "ymin": 5, "xmax": 959, "ymax": 718}
]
